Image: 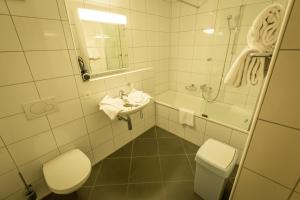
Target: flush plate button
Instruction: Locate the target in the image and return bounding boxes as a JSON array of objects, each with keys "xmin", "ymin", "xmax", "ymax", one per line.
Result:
[{"xmin": 23, "ymin": 97, "xmax": 59, "ymax": 120}]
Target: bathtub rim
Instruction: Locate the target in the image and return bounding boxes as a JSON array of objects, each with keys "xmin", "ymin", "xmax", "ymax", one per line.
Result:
[{"xmin": 155, "ymin": 100, "xmax": 249, "ymax": 134}]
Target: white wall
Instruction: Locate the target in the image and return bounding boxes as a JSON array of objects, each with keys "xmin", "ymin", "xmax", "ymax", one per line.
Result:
[
  {"xmin": 0, "ymin": 0, "xmax": 170, "ymax": 199},
  {"xmin": 169, "ymin": 0, "xmax": 288, "ymax": 110}
]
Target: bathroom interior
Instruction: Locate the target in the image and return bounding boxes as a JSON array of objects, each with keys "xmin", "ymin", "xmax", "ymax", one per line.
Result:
[{"xmin": 0, "ymin": 0, "xmax": 299, "ymax": 199}]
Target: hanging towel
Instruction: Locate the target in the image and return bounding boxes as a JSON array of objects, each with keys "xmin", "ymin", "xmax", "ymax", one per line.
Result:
[
  {"xmin": 247, "ymin": 3, "xmax": 284, "ymax": 52},
  {"xmin": 99, "ymin": 95, "xmax": 125, "ymax": 120},
  {"xmin": 179, "ymin": 108, "xmax": 194, "ymax": 127},
  {"xmin": 224, "ymin": 48, "xmax": 265, "ymax": 87}
]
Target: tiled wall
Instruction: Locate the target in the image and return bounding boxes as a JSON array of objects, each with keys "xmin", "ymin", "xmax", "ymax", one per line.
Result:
[
  {"xmin": 232, "ymin": 0, "xmax": 300, "ymax": 199},
  {"xmin": 155, "ymin": 103, "xmax": 248, "ymax": 163},
  {"xmin": 0, "ymin": 0, "xmax": 170, "ymax": 199},
  {"xmin": 169, "ymin": 0, "xmax": 287, "ymax": 110}
]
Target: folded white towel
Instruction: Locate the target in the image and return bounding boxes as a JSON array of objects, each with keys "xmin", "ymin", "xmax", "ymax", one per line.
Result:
[
  {"xmin": 99, "ymin": 95, "xmax": 124, "ymax": 120},
  {"xmin": 224, "ymin": 48, "xmax": 265, "ymax": 87},
  {"xmin": 247, "ymin": 3, "xmax": 283, "ymax": 52},
  {"xmin": 179, "ymin": 108, "xmax": 194, "ymax": 127}
]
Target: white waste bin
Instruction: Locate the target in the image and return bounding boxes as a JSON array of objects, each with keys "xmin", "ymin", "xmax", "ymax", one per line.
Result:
[{"xmin": 194, "ymin": 139, "xmax": 238, "ymax": 200}]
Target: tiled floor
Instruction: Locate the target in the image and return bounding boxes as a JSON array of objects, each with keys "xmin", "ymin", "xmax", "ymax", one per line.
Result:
[{"xmin": 43, "ymin": 126, "xmax": 236, "ymax": 200}]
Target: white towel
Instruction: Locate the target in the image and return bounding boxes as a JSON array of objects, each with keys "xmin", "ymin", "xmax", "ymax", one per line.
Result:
[
  {"xmin": 99, "ymin": 95, "xmax": 125, "ymax": 120},
  {"xmin": 224, "ymin": 48, "xmax": 265, "ymax": 87},
  {"xmin": 179, "ymin": 108, "xmax": 194, "ymax": 127},
  {"xmin": 247, "ymin": 3, "xmax": 284, "ymax": 52}
]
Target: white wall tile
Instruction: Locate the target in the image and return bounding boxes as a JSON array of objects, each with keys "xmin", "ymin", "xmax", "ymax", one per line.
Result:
[
  {"xmin": 156, "ymin": 104, "xmax": 169, "ymax": 118},
  {"xmin": 184, "ymin": 126, "xmax": 204, "ymax": 146},
  {"xmin": 111, "ymin": 120, "xmax": 131, "ymax": 136},
  {"xmin": 59, "ymin": 135, "xmax": 91, "ymax": 155},
  {"xmin": 89, "ymin": 125, "xmax": 113, "ymax": 149},
  {"xmin": 244, "ymin": 120, "xmax": 300, "ymax": 188},
  {"xmin": 0, "ymin": 114, "xmax": 50, "ymax": 145},
  {"xmin": 93, "ymin": 139, "xmax": 114, "ymax": 163},
  {"xmin": 52, "ymin": 118, "xmax": 87, "ymax": 147},
  {"xmin": 156, "ymin": 115, "xmax": 169, "ymax": 130},
  {"xmin": 0, "ymin": 148, "xmax": 16, "ymax": 175},
  {"xmin": 0, "ymin": 170, "xmax": 23, "ymax": 200},
  {"xmin": 233, "ymin": 168, "xmax": 290, "ymax": 200},
  {"xmin": 281, "ymin": 0, "xmax": 300, "ymax": 49},
  {"xmin": 57, "ymin": 0, "xmax": 68, "ymax": 20},
  {"xmin": 6, "ymin": 0, "xmax": 60, "ymax": 19},
  {"xmin": 75, "ymin": 76, "xmax": 106, "ymax": 96},
  {"xmin": 0, "ymin": 0, "xmax": 9, "ymax": 14},
  {"xmin": 0, "ymin": 52, "xmax": 32, "ymax": 86},
  {"xmin": 8, "ymin": 131, "xmax": 57, "ymax": 165},
  {"xmin": 0, "ymin": 15, "xmax": 21, "ymax": 51},
  {"xmin": 205, "ymin": 121, "xmax": 232, "ymax": 143},
  {"xmin": 290, "ymin": 192, "xmax": 300, "ymax": 200},
  {"xmin": 26, "ymin": 50, "xmax": 73, "ymax": 80},
  {"xmin": 36, "ymin": 76, "xmax": 78, "ymax": 102},
  {"xmin": 62, "ymin": 21, "xmax": 74, "ymax": 49},
  {"xmin": 13, "ymin": 17, "xmax": 67, "ymax": 50},
  {"xmin": 81, "ymin": 92, "xmax": 106, "ymax": 115},
  {"xmin": 0, "ymin": 83, "xmax": 39, "ymax": 118},
  {"xmin": 47, "ymin": 99, "xmax": 83, "ymax": 127},
  {"xmin": 229, "ymin": 130, "xmax": 248, "ymax": 150},
  {"xmin": 85, "ymin": 111, "xmax": 111, "ymax": 133},
  {"xmin": 169, "ymin": 121, "xmax": 184, "ymax": 137},
  {"xmin": 19, "ymin": 149, "xmax": 59, "ymax": 183},
  {"xmin": 260, "ymin": 51, "xmax": 300, "ymax": 129}
]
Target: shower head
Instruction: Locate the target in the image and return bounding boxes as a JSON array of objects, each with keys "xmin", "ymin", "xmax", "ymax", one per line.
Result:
[{"xmin": 226, "ymin": 15, "xmax": 236, "ymax": 31}]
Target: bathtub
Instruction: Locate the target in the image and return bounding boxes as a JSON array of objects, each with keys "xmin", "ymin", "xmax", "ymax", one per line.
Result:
[{"xmin": 155, "ymin": 91, "xmax": 251, "ymax": 131}]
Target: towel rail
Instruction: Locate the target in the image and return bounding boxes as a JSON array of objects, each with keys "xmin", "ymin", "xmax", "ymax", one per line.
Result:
[
  {"xmin": 250, "ymin": 52, "xmax": 272, "ymax": 58},
  {"xmin": 250, "ymin": 52, "xmax": 272, "ymax": 76}
]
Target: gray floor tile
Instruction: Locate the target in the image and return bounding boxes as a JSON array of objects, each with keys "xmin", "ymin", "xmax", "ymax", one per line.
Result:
[
  {"xmin": 127, "ymin": 183, "xmax": 164, "ymax": 200},
  {"xmin": 158, "ymin": 138, "xmax": 185, "ymax": 155},
  {"xmin": 133, "ymin": 139, "xmax": 158, "ymax": 156},
  {"xmin": 156, "ymin": 127, "xmax": 177, "ymax": 138},
  {"xmin": 188, "ymin": 154, "xmax": 196, "ymax": 173},
  {"xmin": 129, "ymin": 157, "xmax": 161, "ymax": 183},
  {"xmin": 83, "ymin": 162, "xmax": 101, "ymax": 186},
  {"xmin": 43, "ymin": 188, "xmax": 91, "ymax": 200},
  {"xmin": 138, "ymin": 127, "xmax": 156, "ymax": 139},
  {"xmin": 96, "ymin": 158, "xmax": 131, "ymax": 185},
  {"xmin": 160, "ymin": 155, "xmax": 194, "ymax": 181},
  {"xmin": 108, "ymin": 142, "xmax": 132, "ymax": 158},
  {"xmin": 164, "ymin": 181, "xmax": 203, "ymax": 200},
  {"xmin": 89, "ymin": 185, "xmax": 128, "ymax": 200},
  {"xmin": 182, "ymin": 141, "xmax": 199, "ymax": 154}
]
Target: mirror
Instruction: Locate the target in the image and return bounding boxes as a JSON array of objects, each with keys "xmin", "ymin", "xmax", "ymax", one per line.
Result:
[{"xmin": 66, "ymin": 1, "xmax": 129, "ymax": 80}]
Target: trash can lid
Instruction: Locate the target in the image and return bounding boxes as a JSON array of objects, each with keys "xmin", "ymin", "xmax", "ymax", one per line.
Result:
[{"xmin": 195, "ymin": 139, "xmax": 237, "ymax": 177}]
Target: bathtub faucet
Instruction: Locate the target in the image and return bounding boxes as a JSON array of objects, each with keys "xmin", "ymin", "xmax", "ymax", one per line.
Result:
[{"xmin": 200, "ymin": 84, "xmax": 212, "ymax": 94}]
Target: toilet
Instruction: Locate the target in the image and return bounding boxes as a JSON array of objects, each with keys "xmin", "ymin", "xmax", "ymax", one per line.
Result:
[
  {"xmin": 194, "ymin": 139, "xmax": 238, "ymax": 200},
  {"xmin": 43, "ymin": 149, "xmax": 91, "ymax": 194}
]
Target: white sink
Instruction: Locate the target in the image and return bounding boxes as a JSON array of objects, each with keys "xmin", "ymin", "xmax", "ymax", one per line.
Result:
[
  {"xmin": 100, "ymin": 89, "xmax": 151, "ymax": 120},
  {"xmin": 119, "ymin": 98, "xmax": 150, "ymax": 116}
]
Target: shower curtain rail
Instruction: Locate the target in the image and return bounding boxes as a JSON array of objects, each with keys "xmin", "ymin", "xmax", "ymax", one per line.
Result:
[{"xmin": 177, "ymin": 0, "xmax": 200, "ymax": 9}]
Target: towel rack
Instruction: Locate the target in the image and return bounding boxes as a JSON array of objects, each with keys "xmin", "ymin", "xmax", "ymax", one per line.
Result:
[
  {"xmin": 250, "ymin": 52, "xmax": 273, "ymax": 76},
  {"xmin": 250, "ymin": 52, "xmax": 272, "ymax": 58}
]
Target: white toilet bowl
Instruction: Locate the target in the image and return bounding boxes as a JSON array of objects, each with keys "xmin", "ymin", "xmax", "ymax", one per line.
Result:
[{"xmin": 43, "ymin": 149, "xmax": 91, "ymax": 194}]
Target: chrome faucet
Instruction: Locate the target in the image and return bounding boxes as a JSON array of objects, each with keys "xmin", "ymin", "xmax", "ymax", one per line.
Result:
[{"xmin": 119, "ymin": 90, "xmax": 128, "ymax": 99}]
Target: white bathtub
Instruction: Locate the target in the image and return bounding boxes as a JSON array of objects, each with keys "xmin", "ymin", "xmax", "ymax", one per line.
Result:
[{"xmin": 155, "ymin": 91, "xmax": 251, "ymax": 131}]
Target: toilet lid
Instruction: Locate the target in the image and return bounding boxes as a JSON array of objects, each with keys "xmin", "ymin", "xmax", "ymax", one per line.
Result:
[{"xmin": 43, "ymin": 149, "xmax": 91, "ymax": 194}]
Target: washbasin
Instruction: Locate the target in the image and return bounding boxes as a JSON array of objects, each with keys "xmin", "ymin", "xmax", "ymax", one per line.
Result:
[{"xmin": 99, "ymin": 89, "xmax": 151, "ymax": 120}]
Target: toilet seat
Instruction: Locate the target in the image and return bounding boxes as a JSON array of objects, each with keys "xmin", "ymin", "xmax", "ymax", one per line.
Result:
[{"xmin": 43, "ymin": 149, "xmax": 91, "ymax": 194}]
